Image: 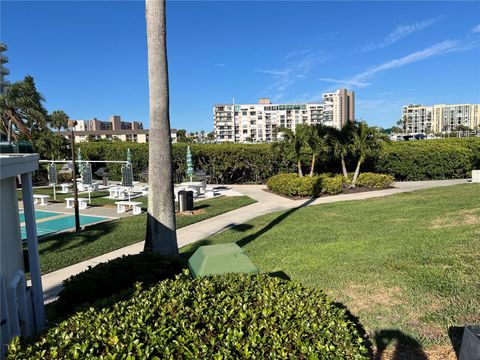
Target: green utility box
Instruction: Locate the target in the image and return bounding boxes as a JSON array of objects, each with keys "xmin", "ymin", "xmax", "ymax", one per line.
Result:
[{"xmin": 188, "ymin": 243, "xmax": 259, "ymax": 278}]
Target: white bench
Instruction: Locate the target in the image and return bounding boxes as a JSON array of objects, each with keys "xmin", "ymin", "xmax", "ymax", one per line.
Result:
[
  {"xmin": 60, "ymin": 183, "xmax": 71, "ymax": 193},
  {"xmin": 109, "ymin": 187, "xmax": 126, "ymax": 199},
  {"xmin": 115, "ymin": 201, "xmax": 142, "ymax": 215},
  {"xmin": 65, "ymin": 197, "xmax": 89, "ymax": 210},
  {"xmin": 205, "ymin": 187, "xmax": 219, "ymax": 198},
  {"xmin": 33, "ymin": 194, "xmax": 50, "ymax": 206}
]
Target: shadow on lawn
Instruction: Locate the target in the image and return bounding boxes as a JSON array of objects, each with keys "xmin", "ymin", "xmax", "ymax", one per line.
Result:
[
  {"xmin": 180, "ymin": 197, "xmax": 316, "ymax": 261},
  {"xmin": 373, "ymin": 329, "xmax": 428, "ymax": 360},
  {"xmin": 38, "ymin": 219, "xmax": 120, "ymax": 255}
]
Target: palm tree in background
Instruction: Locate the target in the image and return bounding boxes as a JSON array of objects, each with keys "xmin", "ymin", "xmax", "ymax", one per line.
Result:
[
  {"xmin": 0, "ymin": 75, "xmax": 48, "ymax": 141},
  {"xmin": 50, "ymin": 110, "xmax": 69, "ymax": 133},
  {"xmin": 350, "ymin": 121, "xmax": 388, "ymax": 187},
  {"xmin": 306, "ymin": 124, "xmax": 329, "ymax": 177},
  {"xmin": 144, "ymin": 0, "xmax": 178, "ymax": 255},
  {"xmin": 329, "ymin": 121, "xmax": 356, "ymax": 179},
  {"xmin": 274, "ymin": 127, "xmax": 307, "ymax": 177}
]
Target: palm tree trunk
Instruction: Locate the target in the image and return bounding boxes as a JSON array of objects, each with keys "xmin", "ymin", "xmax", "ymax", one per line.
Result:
[
  {"xmin": 297, "ymin": 160, "xmax": 303, "ymax": 177},
  {"xmin": 309, "ymin": 153, "xmax": 316, "ymax": 177},
  {"xmin": 144, "ymin": 0, "xmax": 178, "ymax": 255},
  {"xmin": 7, "ymin": 119, "xmax": 12, "ymax": 143},
  {"xmin": 341, "ymin": 154, "xmax": 348, "ymax": 178},
  {"xmin": 351, "ymin": 156, "xmax": 363, "ymax": 188}
]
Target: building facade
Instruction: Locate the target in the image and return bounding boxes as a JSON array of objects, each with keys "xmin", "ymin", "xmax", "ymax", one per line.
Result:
[
  {"xmin": 402, "ymin": 103, "xmax": 480, "ymax": 134},
  {"xmin": 1, "ymin": 43, "xmax": 10, "ymax": 94},
  {"xmin": 213, "ymin": 89, "xmax": 355, "ymax": 143},
  {"xmin": 61, "ymin": 115, "xmax": 177, "ymax": 143}
]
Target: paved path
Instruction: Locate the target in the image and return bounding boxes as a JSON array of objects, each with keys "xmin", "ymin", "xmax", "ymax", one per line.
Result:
[{"xmin": 40, "ymin": 179, "xmax": 468, "ymax": 303}]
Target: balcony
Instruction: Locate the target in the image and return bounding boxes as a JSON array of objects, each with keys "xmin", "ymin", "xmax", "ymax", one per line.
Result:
[{"xmin": 0, "ymin": 55, "xmax": 7, "ymax": 64}]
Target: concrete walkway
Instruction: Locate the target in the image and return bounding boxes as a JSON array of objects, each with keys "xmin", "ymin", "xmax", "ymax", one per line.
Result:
[{"xmin": 40, "ymin": 179, "xmax": 468, "ymax": 303}]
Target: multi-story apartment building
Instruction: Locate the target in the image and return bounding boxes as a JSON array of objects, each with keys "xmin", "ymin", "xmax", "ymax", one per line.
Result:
[
  {"xmin": 213, "ymin": 89, "xmax": 355, "ymax": 143},
  {"xmin": 72, "ymin": 115, "xmax": 143, "ymax": 132},
  {"xmin": 402, "ymin": 103, "xmax": 480, "ymax": 134},
  {"xmin": 1, "ymin": 43, "xmax": 10, "ymax": 94},
  {"xmin": 60, "ymin": 115, "xmax": 177, "ymax": 143}
]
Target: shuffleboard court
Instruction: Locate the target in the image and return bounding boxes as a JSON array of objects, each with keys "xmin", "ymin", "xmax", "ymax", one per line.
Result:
[
  {"xmin": 19, "ymin": 210, "xmax": 62, "ymax": 223},
  {"xmin": 20, "ymin": 210, "xmax": 109, "ymax": 239}
]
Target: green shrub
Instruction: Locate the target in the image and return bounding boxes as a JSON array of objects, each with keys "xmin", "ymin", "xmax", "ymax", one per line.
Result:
[
  {"xmin": 9, "ymin": 273, "xmax": 369, "ymax": 359},
  {"xmin": 375, "ymin": 139, "xmax": 478, "ymax": 180},
  {"xmin": 355, "ymin": 173, "xmax": 394, "ymax": 189},
  {"xmin": 52, "ymin": 253, "xmax": 182, "ymax": 319},
  {"xmin": 266, "ymin": 173, "xmax": 322, "ymax": 197},
  {"xmin": 320, "ymin": 175, "xmax": 344, "ymax": 195},
  {"xmin": 76, "ymin": 138, "xmax": 480, "ymax": 183}
]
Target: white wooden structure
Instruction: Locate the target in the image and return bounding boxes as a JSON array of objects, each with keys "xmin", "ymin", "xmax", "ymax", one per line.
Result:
[{"xmin": 0, "ymin": 154, "xmax": 44, "ymax": 357}]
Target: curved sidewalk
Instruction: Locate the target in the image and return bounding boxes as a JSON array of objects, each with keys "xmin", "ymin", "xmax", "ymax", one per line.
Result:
[{"xmin": 40, "ymin": 179, "xmax": 468, "ymax": 303}]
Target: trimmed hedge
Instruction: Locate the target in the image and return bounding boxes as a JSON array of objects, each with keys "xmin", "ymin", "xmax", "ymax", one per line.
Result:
[
  {"xmin": 52, "ymin": 253, "xmax": 182, "ymax": 319},
  {"xmin": 376, "ymin": 138, "xmax": 479, "ymax": 181},
  {"xmin": 266, "ymin": 173, "xmax": 322, "ymax": 197},
  {"xmin": 321, "ymin": 175, "xmax": 344, "ymax": 195},
  {"xmin": 355, "ymin": 173, "xmax": 394, "ymax": 189},
  {"xmin": 74, "ymin": 138, "xmax": 480, "ymax": 183},
  {"xmin": 9, "ymin": 273, "xmax": 369, "ymax": 359}
]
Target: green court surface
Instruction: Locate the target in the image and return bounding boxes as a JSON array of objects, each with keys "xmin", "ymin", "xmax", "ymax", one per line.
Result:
[
  {"xmin": 19, "ymin": 210, "xmax": 63, "ymax": 223},
  {"xmin": 20, "ymin": 210, "xmax": 109, "ymax": 239}
]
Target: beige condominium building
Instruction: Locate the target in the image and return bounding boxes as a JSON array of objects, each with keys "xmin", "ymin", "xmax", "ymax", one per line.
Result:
[
  {"xmin": 214, "ymin": 88, "xmax": 355, "ymax": 143},
  {"xmin": 61, "ymin": 115, "xmax": 177, "ymax": 143},
  {"xmin": 402, "ymin": 103, "xmax": 480, "ymax": 134}
]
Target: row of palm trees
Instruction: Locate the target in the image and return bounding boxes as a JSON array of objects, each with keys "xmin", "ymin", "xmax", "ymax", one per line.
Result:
[{"xmin": 273, "ymin": 121, "xmax": 388, "ymax": 187}]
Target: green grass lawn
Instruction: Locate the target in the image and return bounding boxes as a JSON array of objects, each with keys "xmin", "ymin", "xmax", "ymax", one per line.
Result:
[
  {"xmin": 38, "ymin": 196, "xmax": 256, "ymax": 274},
  {"xmin": 181, "ymin": 184, "xmax": 480, "ymax": 352}
]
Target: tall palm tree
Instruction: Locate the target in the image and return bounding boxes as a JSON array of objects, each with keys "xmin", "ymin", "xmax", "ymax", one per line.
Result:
[
  {"xmin": 144, "ymin": 0, "xmax": 178, "ymax": 255},
  {"xmin": 274, "ymin": 127, "xmax": 307, "ymax": 177},
  {"xmin": 350, "ymin": 121, "xmax": 388, "ymax": 187},
  {"xmin": 306, "ymin": 124, "xmax": 329, "ymax": 177},
  {"xmin": 328, "ymin": 121, "xmax": 356, "ymax": 179}
]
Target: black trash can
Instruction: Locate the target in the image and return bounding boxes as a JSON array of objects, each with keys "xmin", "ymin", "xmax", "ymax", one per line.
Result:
[
  {"xmin": 186, "ymin": 190, "xmax": 194, "ymax": 211},
  {"xmin": 178, "ymin": 190, "xmax": 194, "ymax": 212}
]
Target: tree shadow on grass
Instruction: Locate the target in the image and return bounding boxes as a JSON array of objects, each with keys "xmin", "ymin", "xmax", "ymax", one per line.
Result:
[
  {"xmin": 180, "ymin": 197, "xmax": 316, "ymax": 262},
  {"xmin": 38, "ymin": 219, "xmax": 120, "ymax": 255},
  {"xmin": 448, "ymin": 326, "xmax": 464, "ymax": 357},
  {"xmin": 373, "ymin": 329, "xmax": 428, "ymax": 360},
  {"xmin": 236, "ymin": 197, "xmax": 317, "ymax": 248}
]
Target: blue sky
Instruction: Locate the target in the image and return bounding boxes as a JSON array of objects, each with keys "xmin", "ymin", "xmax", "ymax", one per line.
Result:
[{"xmin": 2, "ymin": 1, "xmax": 480, "ymax": 131}]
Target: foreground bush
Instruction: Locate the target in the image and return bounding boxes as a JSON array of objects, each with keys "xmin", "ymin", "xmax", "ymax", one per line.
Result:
[
  {"xmin": 355, "ymin": 173, "xmax": 394, "ymax": 189},
  {"xmin": 320, "ymin": 175, "xmax": 344, "ymax": 195},
  {"xmin": 9, "ymin": 273, "xmax": 369, "ymax": 359},
  {"xmin": 266, "ymin": 173, "xmax": 322, "ymax": 197},
  {"xmin": 53, "ymin": 253, "xmax": 182, "ymax": 318}
]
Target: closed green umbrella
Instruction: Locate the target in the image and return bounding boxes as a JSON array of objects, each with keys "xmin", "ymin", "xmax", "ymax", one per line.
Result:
[
  {"xmin": 77, "ymin": 148, "xmax": 84, "ymax": 174},
  {"xmin": 186, "ymin": 146, "xmax": 193, "ymax": 182},
  {"xmin": 127, "ymin": 148, "xmax": 132, "ymax": 165}
]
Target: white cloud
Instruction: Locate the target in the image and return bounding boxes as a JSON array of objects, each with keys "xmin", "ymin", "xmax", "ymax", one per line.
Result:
[
  {"xmin": 254, "ymin": 50, "xmax": 325, "ymax": 101},
  {"xmin": 472, "ymin": 24, "xmax": 480, "ymax": 33},
  {"xmin": 361, "ymin": 17, "xmax": 440, "ymax": 52},
  {"xmin": 321, "ymin": 39, "xmax": 478, "ymax": 89}
]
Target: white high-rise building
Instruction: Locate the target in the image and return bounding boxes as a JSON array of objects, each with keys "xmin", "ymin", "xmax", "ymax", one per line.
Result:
[
  {"xmin": 213, "ymin": 89, "xmax": 355, "ymax": 143},
  {"xmin": 402, "ymin": 103, "xmax": 480, "ymax": 134}
]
